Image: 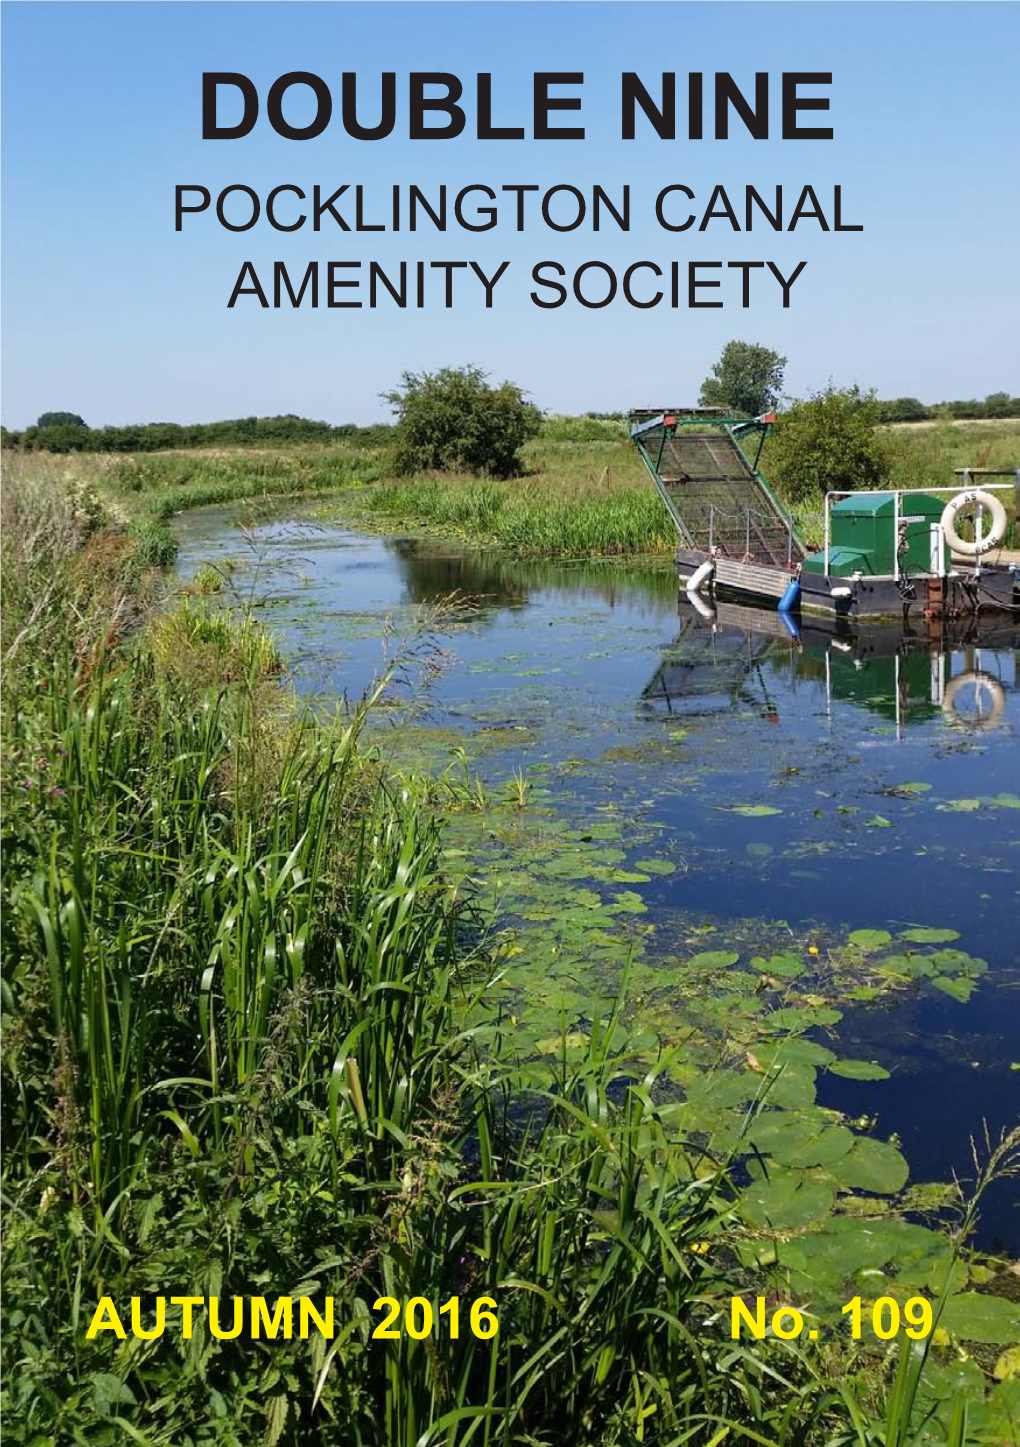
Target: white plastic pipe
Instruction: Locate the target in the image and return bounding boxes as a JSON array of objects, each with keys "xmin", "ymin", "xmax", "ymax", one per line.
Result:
[{"xmin": 686, "ymin": 559, "xmax": 715, "ymax": 597}]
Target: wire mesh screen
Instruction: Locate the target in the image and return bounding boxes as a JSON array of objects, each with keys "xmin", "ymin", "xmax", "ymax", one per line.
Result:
[{"xmin": 636, "ymin": 423, "xmax": 803, "ymax": 568}]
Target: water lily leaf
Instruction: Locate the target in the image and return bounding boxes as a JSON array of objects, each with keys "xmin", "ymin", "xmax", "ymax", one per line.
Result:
[
  {"xmin": 937, "ymin": 798, "xmax": 983, "ymax": 813},
  {"xmin": 932, "ymin": 976, "xmax": 975, "ymax": 1003},
  {"xmin": 865, "ymin": 815, "xmax": 893, "ymax": 828},
  {"xmin": 688, "ymin": 950, "xmax": 739, "ymax": 970},
  {"xmin": 535, "ymin": 1032, "xmax": 589, "ymax": 1055},
  {"xmin": 941, "ymin": 1293, "xmax": 1020, "ymax": 1345},
  {"xmin": 991, "ymin": 792, "xmax": 1020, "ymax": 809},
  {"xmin": 900, "ymin": 927, "xmax": 960, "ymax": 944},
  {"xmin": 833, "ymin": 1137, "xmax": 908, "ymax": 1194},
  {"xmin": 746, "ymin": 842, "xmax": 774, "ymax": 858},
  {"xmin": 766, "ymin": 1005, "xmax": 843, "ymax": 1030},
  {"xmin": 740, "ymin": 1175, "xmax": 835, "ymax": 1231},
  {"xmin": 828, "ymin": 1059, "xmax": 891, "ymax": 1081},
  {"xmin": 773, "ymin": 1124, "xmax": 855, "ymax": 1168},
  {"xmin": 632, "ymin": 857, "xmax": 676, "ymax": 875},
  {"xmin": 727, "ymin": 804, "xmax": 782, "ymax": 817},
  {"xmin": 849, "ymin": 929, "xmax": 893, "ymax": 952},
  {"xmin": 886, "ymin": 781, "xmax": 931, "ymax": 796}
]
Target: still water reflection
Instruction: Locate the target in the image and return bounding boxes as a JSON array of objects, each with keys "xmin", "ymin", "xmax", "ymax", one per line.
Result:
[{"xmin": 175, "ymin": 512, "xmax": 1020, "ymax": 1245}]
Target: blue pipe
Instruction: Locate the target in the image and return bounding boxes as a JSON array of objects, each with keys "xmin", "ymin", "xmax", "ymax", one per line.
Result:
[{"xmin": 778, "ymin": 578, "xmax": 801, "ymax": 614}]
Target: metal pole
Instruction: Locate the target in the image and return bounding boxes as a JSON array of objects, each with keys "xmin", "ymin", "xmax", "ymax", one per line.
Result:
[
  {"xmin": 824, "ymin": 495, "xmax": 831, "ymax": 576},
  {"xmin": 893, "ymin": 490, "xmax": 900, "ymax": 582}
]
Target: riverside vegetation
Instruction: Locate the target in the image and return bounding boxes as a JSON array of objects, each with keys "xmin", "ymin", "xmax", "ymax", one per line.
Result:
[{"xmin": 2, "ymin": 427, "xmax": 1020, "ymax": 1442}]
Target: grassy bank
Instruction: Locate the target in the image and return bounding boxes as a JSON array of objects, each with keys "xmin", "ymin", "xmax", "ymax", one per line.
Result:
[
  {"xmin": 14, "ymin": 415, "xmax": 1016, "ymax": 564},
  {"xmin": 0, "ymin": 465, "xmax": 801, "ymax": 1445}
]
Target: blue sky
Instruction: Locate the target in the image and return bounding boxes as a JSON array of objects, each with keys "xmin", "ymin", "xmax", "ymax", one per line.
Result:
[{"xmin": 2, "ymin": 1, "xmax": 1017, "ymax": 428}]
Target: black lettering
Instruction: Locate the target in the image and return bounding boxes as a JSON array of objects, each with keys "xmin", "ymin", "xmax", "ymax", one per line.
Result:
[
  {"xmin": 409, "ymin": 73, "xmax": 465, "ymax": 139},
  {"xmin": 313, "ymin": 185, "xmax": 350, "ymax": 231},
  {"xmin": 834, "ymin": 185, "xmax": 862, "ymax": 231},
  {"xmin": 341, "ymin": 72, "xmax": 395, "ymax": 140},
  {"xmin": 267, "ymin": 72, "xmax": 332, "ymax": 140},
  {"xmin": 470, "ymin": 260, "xmax": 510, "ymax": 307},
  {"xmin": 478, "ymin": 73, "xmax": 524, "ymax": 139},
  {"xmin": 542, "ymin": 185, "xmax": 585, "ymax": 232},
  {"xmin": 747, "ymin": 185, "xmax": 782, "ymax": 230},
  {"xmin": 227, "ymin": 261, "xmax": 268, "ymax": 307},
  {"xmin": 327, "ymin": 261, "xmax": 361, "ymax": 307},
  {"xmin": 689, "ymin": 262, "xmax": 723, "ymax": 307},
  {"xmin": 573, "ymin": 261, "xmax": 616, "ymax": 309},
  {"xmin": 266, "ymin": 185, "xmax": 305, "ymax": 231},
  {"xmin": 656, "ymin": 185, "xmax": 695, "ymax": 232},
  {"xmin": 699, "ymin": 185, "xmax": 739, "ymax": 231},
  {"xmin": 782, "ymin": 73, "xmax": 832, "ymax": 139},
  {"xmin": 274, "ymin": 261, "xmax": 317, "ymax": 306},
  {"xmin": 767, "ymin": 260, "xmax": 807, "ymax": 306},
  {"xmin": 727, "ymin": 260, "xmax": 765, "ymax": 306},
  {"xmin": 202, "ymin": 73, "xmax": 258, "ymax": 140},
  {"xmin": 455, "ymin": 186, "xmax": 497, "ymax": 231},
  {"xmin": 789, "ymin": 184, "xmax": 829, "ymax": 230},
  {"xmin": 531, "ymin": 261, "xmax": 567, "ymax": 308},
  {"xmin": 621, "ymin": 73, "xmax": 675, "ymax": 140},
  {"xmin": 534, "ymin": 73, "xmax": 584, "ymax": 140},
  {"xmin": 623, "ymin": 262, "xmax": 662, "ymax": 308},
  {"xmin": 216, "ymin": 185, "xmax": 260, "ymax": 232},
  {"xmin": 176, "ymin": 186, "xmax": 210, "ymax": 231},
  {"xmin": 714, "ymin": 72, "xmax": 768, "ymax": 140}
]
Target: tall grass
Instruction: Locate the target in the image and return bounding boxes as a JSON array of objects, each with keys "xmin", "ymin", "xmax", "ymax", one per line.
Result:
[{"xmin": 359, "ymin": 467, "xmax": 674, "ymax": 558}]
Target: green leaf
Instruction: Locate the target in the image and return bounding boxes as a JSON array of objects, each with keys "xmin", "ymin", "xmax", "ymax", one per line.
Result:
[
  {"xmin": 900, "ymin": 927, "xmax": 961, "ymax": 944},
  {"xmin": 727, "ymin": 804, "xmax": 782, "ymax": 817},
  {"xmin": 688, "ymin": 950, "xmax": 740, "ymax": 970},
  {"xmin": 632, "ymin": 857, "xmax": 676, "ymax": 875},
  {"xmin": 942, "ymin": 1293, "xmax": 1020, "ymax": 1345},
  {"xmin": 828, "ymin": 1059, "xmax": 891, "ymax": 1081},
  {"xmin": 849, "ymin": 929, "xmax": 893, "ymax": 952},
  {"xmin": 833, "ymin": 1137, "xmax": 909, "ymax": 1194},
  {"xmin": 740, "ymin": 1175, "xmax": 835, "ymax": 1231},
  {"xmin": 886, "ymin": 781, "xmax": 931, "ymax": 795},
  {"xmin": 932, "ymin": 976, "xmax": 975, "ymax": 1002}
]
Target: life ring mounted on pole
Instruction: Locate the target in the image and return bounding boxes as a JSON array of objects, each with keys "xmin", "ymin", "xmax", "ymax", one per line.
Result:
[{"xmin": 940, "ymin": 489, "xmax": 1007, "ymax": 557}]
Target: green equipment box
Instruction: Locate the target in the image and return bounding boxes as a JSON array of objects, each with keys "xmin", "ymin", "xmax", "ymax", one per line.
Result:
[{"xmin": 803, "ymin": 492, "xmax": 950, "ymax": 578}]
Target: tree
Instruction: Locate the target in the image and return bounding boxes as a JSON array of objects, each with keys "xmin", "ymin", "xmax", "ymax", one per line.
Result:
[
  {"xmin": 762, "ymin": 385, "xmax": 886, "ymax": 504},
  {"xmin": 37, "ymin": 410, "xmax": 87, "ymax": 429},
  {"xmin": 699, "ymin": 342, "xmax": 786, "ymax": 417},
  {"xmin": 385, "ymin": 365, "xmax": 541, "ymax": 478}
]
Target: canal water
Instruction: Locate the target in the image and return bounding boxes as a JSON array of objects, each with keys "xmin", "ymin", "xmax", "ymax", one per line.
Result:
[{"xmin": 175, "ymin": 509, "xmax": 1020, "ymax": 1248}]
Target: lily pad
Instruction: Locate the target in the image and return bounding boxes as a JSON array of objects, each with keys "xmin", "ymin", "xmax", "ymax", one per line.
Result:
[
  {"xmin": 632, "ymin": 857, "xmax": 676, "ymax": 875},
  {"xmin": 688, "ymin": 950, "xmax": 740, "ymax": 970},
  {"xmin": 727, "ymin": 804, "xmax": 782, "ymax": 817},
  {"xmin": 900, "ymin": 927, "xmax": 961, "ymax": 944},
  {"xmin": 828, "ymin": 1059, "xmax": 891, "ymax": 1081},
  {"xmin": 932, "ymin": 976, "xmax": 975, "ymax": 1003},
  {"xmin": 740, "ymin": 1175, "xmax": 836, "ymax": 1231},
  {"xmin": 849, "ymin": 929, "xmax": 894, "ymax": 952},
  {"xmin": 833, "ymin": 1137, "xmax": 909, "ymax": 1195},
  {"xmin": 941, "ymin": 1293, "xmax": 1020, "ymax": 1345}
]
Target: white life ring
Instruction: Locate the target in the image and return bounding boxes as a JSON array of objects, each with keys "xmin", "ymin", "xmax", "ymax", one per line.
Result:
[
  {"xmin": 942, "ymin": 669, "xmax": 1006, "ymax": 730},
  {"xmin": 940, "ymin": 489, "xmax": 1007, "ymax": 557}
]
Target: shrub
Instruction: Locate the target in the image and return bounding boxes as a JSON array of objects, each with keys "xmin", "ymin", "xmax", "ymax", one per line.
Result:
[
  {"xmin": 386, "ymin": 365, "xmax": 542, "ymax": 478},
  {"xmin": 762, "ymin": 385, "xmax": 886, "ymax": 504}
]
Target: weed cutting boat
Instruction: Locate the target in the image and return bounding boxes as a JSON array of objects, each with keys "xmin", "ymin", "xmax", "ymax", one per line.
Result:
[{"xmin": 630, "ymin": 408, "xmax": 1020, "ymax": 622}]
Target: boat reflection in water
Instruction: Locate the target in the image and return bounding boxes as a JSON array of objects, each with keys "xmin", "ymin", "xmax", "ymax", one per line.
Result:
[{"xmin": 642, "ymin": 598, "xmax": 1018, "ymax": 738}]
